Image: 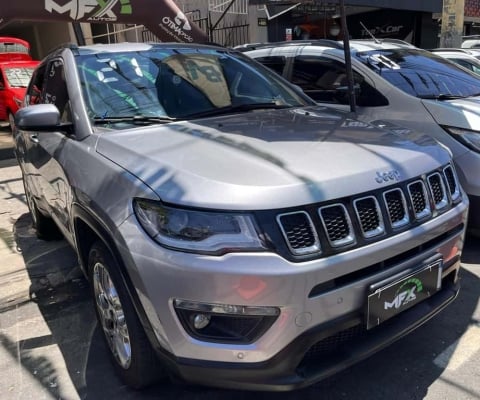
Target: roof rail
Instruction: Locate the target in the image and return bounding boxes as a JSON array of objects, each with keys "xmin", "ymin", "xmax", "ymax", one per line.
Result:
[
  {"xmin": 233, "ymin": 39, "xmax": 343, "ymax": 52},
  {"xmin": 350, "ymin": 38, "xmax": 415, "ymax": 47},
  {"xmin": 430, "ymin": 48, "xmax": 471, "ymax": 53}
]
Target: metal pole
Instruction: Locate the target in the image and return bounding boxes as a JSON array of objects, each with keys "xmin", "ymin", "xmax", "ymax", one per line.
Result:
[{"xmin": 339, "ymin": 0, "xmax": 356, "ymax": 113}]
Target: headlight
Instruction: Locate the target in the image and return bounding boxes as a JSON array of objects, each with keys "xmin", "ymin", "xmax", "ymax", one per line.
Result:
[
  {"xmin": 133, "ymin": 199, "xmax": 265, "ymax": 254},
  {"xmin": 443, "ymin": 126, "xmax": 480, "ymax": 152}
]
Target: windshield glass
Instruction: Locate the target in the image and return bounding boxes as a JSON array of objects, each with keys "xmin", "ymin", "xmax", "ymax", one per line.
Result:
[
  {"xmin": 4, "ymin": 67, "xmax": 35, "ymax": 87},
  {"xmin": 76, "ymin": 47, "xmax": 311, "ymax": 122},
  {"xmin": 355, "ymin": 48, "xmax": 480, "ymax": 98}
]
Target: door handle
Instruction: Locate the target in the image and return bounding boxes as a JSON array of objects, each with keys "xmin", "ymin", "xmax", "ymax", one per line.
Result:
[{"xmin": 29, "ymin": 134, "xmax": 39, "ymax": 144}]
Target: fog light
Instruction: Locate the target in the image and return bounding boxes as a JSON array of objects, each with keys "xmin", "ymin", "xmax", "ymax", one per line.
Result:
[
  {"xmin": 173, "ymin": 299, "xmax": 280, "ymax": 344},
  {"xmin": 193, "ymin": 313, "xmax": 211, "ymax": 329}
]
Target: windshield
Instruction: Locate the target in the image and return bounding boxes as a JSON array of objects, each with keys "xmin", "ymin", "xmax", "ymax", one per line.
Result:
[
  {"xmin": 76, "ymin": 48, "xmax": 312, "ymax": 123},
  {"xmin": 355, "ymin": 48, "xmax": 480, "ymax": 98},
  {"xmin": 4, "ymin": 67, "xmax": 35, "ymax": 87}
]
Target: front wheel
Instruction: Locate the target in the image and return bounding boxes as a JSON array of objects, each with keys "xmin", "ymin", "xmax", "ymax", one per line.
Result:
[{"xmin": 88, "ymin": 241, "xmax": 165, "ymax": 388}]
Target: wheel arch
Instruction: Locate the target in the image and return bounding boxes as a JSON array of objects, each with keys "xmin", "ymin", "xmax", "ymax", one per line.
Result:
[{"xmin": 71, "ymin": 204, "xmax": 164, "ymax": 354}]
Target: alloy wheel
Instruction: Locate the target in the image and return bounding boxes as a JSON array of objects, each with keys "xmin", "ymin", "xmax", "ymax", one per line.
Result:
[{"xmin": 93, "ymin": 261, "xmax": 132, "ymax": 369}]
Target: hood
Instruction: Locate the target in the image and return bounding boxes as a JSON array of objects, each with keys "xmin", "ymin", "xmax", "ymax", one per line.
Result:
[
  {"xmin": 422, "ymin": 96, "xmax": 480, "ymax": 131},
  {"xmin": 96, "ymin": 107, "xmax": 450, "ymax": 210}
]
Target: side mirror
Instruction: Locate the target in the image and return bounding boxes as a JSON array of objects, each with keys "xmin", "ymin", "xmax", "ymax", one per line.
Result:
[{"xmin": 15, "ymin": 104, "xmax": 62, "ymax": 131}]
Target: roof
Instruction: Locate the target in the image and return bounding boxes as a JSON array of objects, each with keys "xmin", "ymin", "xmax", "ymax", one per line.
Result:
[{"xmin": 0, "ymin": 36, "xmax": 32, "ymax": 62}]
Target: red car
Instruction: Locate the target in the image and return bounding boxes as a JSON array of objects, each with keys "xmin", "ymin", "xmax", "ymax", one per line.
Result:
[{"xmin": 0, "ymin": 37, "xmax": 39, "ymax": 131}]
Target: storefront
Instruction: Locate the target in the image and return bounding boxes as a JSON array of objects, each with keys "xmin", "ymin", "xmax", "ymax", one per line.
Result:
[
  {"xmin": 257, "ymin": 0, "xmax": 442, "ymax": 48},
  {"xmin": 464, "ymin": 0, "xmax": 480, "ymax": 35}
]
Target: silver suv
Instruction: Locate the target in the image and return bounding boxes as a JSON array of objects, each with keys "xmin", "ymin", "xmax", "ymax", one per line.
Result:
[
  {"xmin": 244, "ymin": 39, "xmax": 480, "ymax": 234},
  {"xmin": 13, "ymin": 42, "xmax": 468, "ymax": 391}
]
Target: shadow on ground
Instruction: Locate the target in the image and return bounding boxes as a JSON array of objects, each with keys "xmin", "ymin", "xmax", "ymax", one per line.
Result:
[{"xmin": 6, "ymin": 212, "xmax": 480, "ymax": 399}]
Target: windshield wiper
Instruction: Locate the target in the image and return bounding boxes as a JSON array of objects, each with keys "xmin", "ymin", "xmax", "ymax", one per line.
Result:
[
  {"xmin": 418, "ymin": 94, "xmax": 466, "ymax": 100},
  {"xmin": 93, "ymin": 115, "xmax": 176, "ymax": 125},
  {"xmin": 184, "ymin": 103, "xmax": 292, "ymax": 119}
]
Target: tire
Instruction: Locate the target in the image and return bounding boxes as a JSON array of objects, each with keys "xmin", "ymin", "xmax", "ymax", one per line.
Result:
[
  {"xmin": 22, "ymin": 174, "xmax": 61, "ymax": 240},
  {"xmin": 88, "ymin": 241, "xmax": 164, "ymax": 388}
]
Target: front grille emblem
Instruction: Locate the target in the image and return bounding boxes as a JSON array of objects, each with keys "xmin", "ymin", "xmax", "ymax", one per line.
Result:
[{"xmin": 375, "ymin": 170, "xmax": 401, "ymax": 183}]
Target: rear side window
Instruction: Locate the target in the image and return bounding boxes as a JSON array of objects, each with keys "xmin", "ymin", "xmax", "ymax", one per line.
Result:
[
  {"xmin": 254, "ymin": 56, "xmax": 286, "ymax": 76},
  {"xmin": 356, "ymin": 48, "xmax": 480, "ymax": 98},
  {"xmin": 451, "ymin": 58, "xmax": 480, "ymax": 74},
  {"xmin": 291, "ymin": 55, "xmax": 388, "ymax": 106}
]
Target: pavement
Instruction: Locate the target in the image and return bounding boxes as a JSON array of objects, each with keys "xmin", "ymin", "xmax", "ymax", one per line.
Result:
[
  {"xmin": 0, "ymin": 125, "xmax": 15, "ymax": 161},
  {"xmin": 0, "ymin": 132, "xmax": 479, "ymax": 399}
]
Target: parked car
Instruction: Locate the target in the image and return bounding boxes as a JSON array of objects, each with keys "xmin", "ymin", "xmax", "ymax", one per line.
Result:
[
  {"xmin": 14, "ymin": 42, "xmax": 468, "ymax": 391},
  {"xmin": 243, "ymin": 39, "xmax": 480, "ymax": 234},
  {"xmin": 462, "ymin": 35, "xmax": 480, "ymax": 49},
  {"xmin": 0, "ymin": 37, "xmax": 39, "ymax": 131},
  {"xmin": 430, "ymin": 48, "xmax": 480, "ymax": 74}
]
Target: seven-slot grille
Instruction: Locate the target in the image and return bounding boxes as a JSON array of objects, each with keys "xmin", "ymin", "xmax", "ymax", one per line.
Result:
[{"xmin": 277, "ymin": 164, "xmax": 460, "ymax": 257}]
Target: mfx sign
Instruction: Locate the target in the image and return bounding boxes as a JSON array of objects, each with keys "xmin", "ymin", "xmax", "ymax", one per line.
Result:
[{"xmin": 44, "ymin": 0, "xmax": 132, "ymax": 21}]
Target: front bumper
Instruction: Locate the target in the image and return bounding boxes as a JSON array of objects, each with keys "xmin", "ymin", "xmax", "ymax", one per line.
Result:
[
  {"xmin": 168, "ymin": 276, "xmax": 459, "ymax": 391},
  {"xmin": 117, "ymin": 201, "xmax": 466, "ymax": 390}
]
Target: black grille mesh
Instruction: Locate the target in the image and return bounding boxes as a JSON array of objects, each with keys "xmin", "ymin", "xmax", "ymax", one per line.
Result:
[
  {"xmin": 444, "ymin": 166, "xmax": 457, "ymax": 196},
  {"xmin": 385, "ymin": 189, "xmax": 406, "ymax": 224},
  {"xmin": 429, "ymin": 174, "xmax": 444, "ymax": 205},
  {"xmin": 355, "ymin": 197, "xmax": 381, "ymax": 234},
  {"xmin": 409, "ymin": 182, "xmax": 427, "ymax": 215},
  {"xmin": 320, "ymin": 205, "xmax": 350, "ymax": 242},
  {"xmin": 278, "ymin": 213, "xmax": 316, "ymax": 250}
]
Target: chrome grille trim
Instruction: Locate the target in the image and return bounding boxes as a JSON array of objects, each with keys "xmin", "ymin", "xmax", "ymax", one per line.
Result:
[
  {"xmin": 443, "ymin": 165, "xmax": 460, "ymax": 202},
  {"xmin": 353, "ymin": 196, "xmax": 385, "ymax": 238},
  {"xmin": 407, "ymin": 180, "xmax": 431, "ymax": 220},
  {"xmin": 276, "ymin": 211, "xmax": 321, "ymax": 256},
  {"xmin": 427, "ymin": 172, "xmax": 449, "ymax": 210},
  {"xmin": 383, "ymin": 188, "xmax": 409, "ymax": 229},
  {"xmin": 318, "ymin": 203, "xmax": 355, "ymax": 247}
]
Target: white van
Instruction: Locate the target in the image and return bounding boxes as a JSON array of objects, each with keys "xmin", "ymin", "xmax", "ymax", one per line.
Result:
[{"xmin": 244, "ymin": 39, "xmax": 480, "ymax": 233}]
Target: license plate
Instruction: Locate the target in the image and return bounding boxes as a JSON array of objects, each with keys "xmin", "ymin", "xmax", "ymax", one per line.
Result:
[{"xmin": 366, "ymin": 259, "xmax": 442, "ymax": 330}]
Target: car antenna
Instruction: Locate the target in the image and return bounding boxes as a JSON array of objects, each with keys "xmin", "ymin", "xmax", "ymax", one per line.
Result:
[
  {"xmin": 339, "ymin": 0, "xmax": 356, "ymax": 113},
  {"xmin": 360, "ymin": 21, "xmax": 381, "ymax": 44}
]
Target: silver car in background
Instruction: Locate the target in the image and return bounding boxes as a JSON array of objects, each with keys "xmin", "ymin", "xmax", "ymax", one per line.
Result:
[
  {"xmin": 244, "ymin": 39, "xmax": 480, "ymax": 235},
  {"xmin": 13, "ymin": 42, "xmax": 468, "ymax": 391}
]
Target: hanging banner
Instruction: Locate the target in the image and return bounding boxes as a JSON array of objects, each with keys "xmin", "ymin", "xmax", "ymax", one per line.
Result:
[{"xmin": 0, "ymin": 0, "xmax": 208, "ymax": 43}]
